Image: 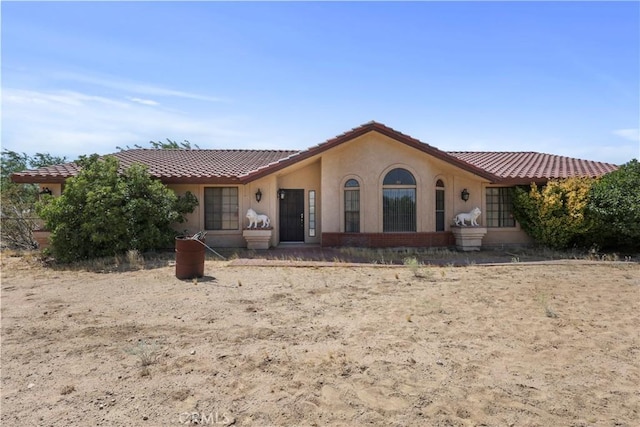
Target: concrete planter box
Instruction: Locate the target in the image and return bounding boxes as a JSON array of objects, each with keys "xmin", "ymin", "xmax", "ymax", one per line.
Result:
[
  {"xmin": 242, "ymin": 229, "xmax": 273, "ymax": 250},
  {"xmin": 451, "ymin": 227, "xmax": 487, "ymax": 251},
  {"xmin": 33, "ymin": 230, "xmax": 51, "ymax": 250}
]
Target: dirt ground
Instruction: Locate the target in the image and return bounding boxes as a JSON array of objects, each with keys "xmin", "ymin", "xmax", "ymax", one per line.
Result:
[{"xmin": 1, "ymin": 253, "xmax": 639, "ymax": 426}]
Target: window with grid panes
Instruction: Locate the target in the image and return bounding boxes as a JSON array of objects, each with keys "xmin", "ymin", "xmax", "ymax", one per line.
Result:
[
  {"xmin": 204, "ymin": 187, "xmax": 239, "ymax": 230},
  {"xmin": 344, "ymin": 179, "xmax": 360, "ymax": 232},
  {"xmin": 309, "ymin": 190, "xmax": 316, "ymax": 237},
  {"xmin": 485, "ymin": 187, "xmax": 515, "ymax": 227},
  {"xmin": 435, "ymin": 179, "xmax": 445, "ymax": 231},
  {"xmin": 383, "ymin": 169, "xmax": 416, "ymax": 232}
]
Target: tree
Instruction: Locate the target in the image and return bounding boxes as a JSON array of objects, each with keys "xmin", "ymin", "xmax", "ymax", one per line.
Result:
[
  {"xmin": 587, "ymin": 159, "xmax": 640, "ymax": 251},
  {"xmin": 36, "ymin": 155, "xmax": 198, "ymax": 262},
  {"xmin": 116, "ymin": 138, "xmax": 199, "ymax": 151},
  {"xmin": 1, "ymin": 149, "xmax": 68, "ymax": 195},
  {"xmin": 1, "ymin": 149, "xmax": 67, "ymax": 249},
  {"xmin": 512, "ymin": 177, "xmax": 595, "ymax": 250}
]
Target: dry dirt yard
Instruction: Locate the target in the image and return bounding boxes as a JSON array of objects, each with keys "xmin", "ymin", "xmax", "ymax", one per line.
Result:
[{"xmin": 1, "ymin": 254, "xmax": 639, "ymax": 427}]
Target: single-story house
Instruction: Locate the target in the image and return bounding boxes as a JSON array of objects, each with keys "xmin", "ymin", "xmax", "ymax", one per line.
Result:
[{"xmin": 11, "ymin": 121, "xmax": 619, "ymax": 249}]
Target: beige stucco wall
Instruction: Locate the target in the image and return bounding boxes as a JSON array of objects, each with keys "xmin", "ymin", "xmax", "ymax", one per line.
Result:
[
  {"xmin": 167, "ymin": 184, "xmax": 201, "ymax": 236},
  {"xmin": 167, "ymin": 183, "xmax": 245, "ymax": 247},
  {"xmin": 483, "ymin": 228, "xmax": 534, "ymax": 248},
  {"xmin": 244, "ymin": 177, "xmax": 277, "ymax": 227},
  {"xmin": 271, "ymin": 159, "xmax": 322, "ymax": 245},
  {"xmin": 242, "ymin": 176, "xmax": 277, "ymax": 247},
  {"xmin": 320, "ymin": 132, "xmax": 490, "ymax": 234},
  {"xmin": 168, "ymin": 159, "xmax": 322, "ymax": 248},
  {"xmin": 33, "ymin": 184, "xmax": 63, "ymax": 229},
  {"xmin": 480, "ymin": 184, "xmax": 533, "ymax": 247},
  {"xmin": 34, "ymin": 131, "xmax": 536, "ymax": 249},
  {"xmin": 168, "ymin": 132, "xmax": 533, "ymax": 248}
]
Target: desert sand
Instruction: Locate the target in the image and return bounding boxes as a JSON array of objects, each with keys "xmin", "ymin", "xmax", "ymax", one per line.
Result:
[{"xmin": 1, "ymin": 254, "xmax": 639, "ymax": 426}]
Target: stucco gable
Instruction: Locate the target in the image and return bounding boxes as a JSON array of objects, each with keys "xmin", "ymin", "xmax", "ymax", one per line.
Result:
[{"xmin": 241, "ymin": 121, "xmax": 500, "ymax": 183}]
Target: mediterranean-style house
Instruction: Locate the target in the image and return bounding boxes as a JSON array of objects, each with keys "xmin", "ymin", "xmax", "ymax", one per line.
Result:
[{"xmin": 11, "ymin": 121, "xmax": 619, "ymax": 250}]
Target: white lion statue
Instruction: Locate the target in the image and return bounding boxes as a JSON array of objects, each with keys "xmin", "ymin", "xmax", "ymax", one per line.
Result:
[
  {"xmin": 453, "ymin": 207, "xmax": 482, "ymax": 227},
  {"xmin": 246, "ymin": 208, "xmax": 271, "ymax": 229}
]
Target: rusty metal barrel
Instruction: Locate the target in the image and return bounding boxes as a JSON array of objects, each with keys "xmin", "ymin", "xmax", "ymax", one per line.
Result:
[{"xmin": 175, "ymin": 237, "xmax": 205, "ymax": 279}]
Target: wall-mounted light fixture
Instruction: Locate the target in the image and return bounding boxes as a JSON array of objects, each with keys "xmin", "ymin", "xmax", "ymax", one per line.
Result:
[
  {"xmin": 277, "ymin": 189, "xmax": 286, "ymax": 200},
  {"xmin": 461, "ymin": 188, "xmax": 470, "ymax": 202},
  {"xmin": 255, "ymin": 188, "xmax": 262, "ymax": 203}
]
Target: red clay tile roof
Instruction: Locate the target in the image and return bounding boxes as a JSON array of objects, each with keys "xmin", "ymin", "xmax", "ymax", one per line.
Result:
[
  {"xmin": 447, "ymin": 151, "xmax": 619, "ymax": 184},
  {"xmin": 10, "ymin": 149, "xmax": 298, "ymax": 184},
  {"xmin": 10, "ymin": 122, "xmax": 619, "ymax": 185}
]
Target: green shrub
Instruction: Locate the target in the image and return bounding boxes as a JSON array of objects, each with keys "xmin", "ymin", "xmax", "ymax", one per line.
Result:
[
  {"xmin": 513, "ymin": 177, "xmax": 595, "ymax": 250},
  {"xmin": 587, "ymin": 159, "xmax": 640, "ymax": 251},
  {"xmin": 37, "ymin": 155, "xmax": 198, "ymax": 262}
]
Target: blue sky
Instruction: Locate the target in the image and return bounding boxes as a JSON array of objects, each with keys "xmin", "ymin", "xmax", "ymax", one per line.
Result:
[{"xmin": 2, "ymin": 1, "xmax": 639, "ymax": 165}]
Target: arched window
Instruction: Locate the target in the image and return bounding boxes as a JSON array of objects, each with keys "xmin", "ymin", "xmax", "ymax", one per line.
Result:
[
  {"xmin": 344, "ymin": 179, "xmax": 360, "ymax": 232},
  {"xmin": 435, "ymin": 179, "xmax": 445, "ymax": 231},
  {"xmin": 383, "ymin": 168, "xmax": 416, "ymax": 232},
  {"xmin": 383, "ymin": 169, "xmax": 416, "ymax": 186}
]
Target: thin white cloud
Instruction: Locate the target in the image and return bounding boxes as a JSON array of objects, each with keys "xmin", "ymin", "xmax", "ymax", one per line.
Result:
[
  {"xmin": 4, "ymin": 89, "xmax": 127, "ymax": 108},
  {"xmin": 128, "ymin": 97, "xmax": 159, "ymax": 106},
  {"xmin": 54, "ymin": 71, "xmax": 227, "ymax": 103},
  {"xmin": 131, "ymin": 84, "xmax": 227, "ymax": 103},
  {"xmin": 1, "ymin": 87, "xmax": 245, "ymax": 158},
  {"xmin": 613, "ymin": 128, "xmax": 640, "ymax": 142}
]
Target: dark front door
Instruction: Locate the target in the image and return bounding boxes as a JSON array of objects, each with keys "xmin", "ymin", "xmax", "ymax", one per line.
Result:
[{"xmin": 279, "ymin": 189, "xmax": 305, "ymax": 242}]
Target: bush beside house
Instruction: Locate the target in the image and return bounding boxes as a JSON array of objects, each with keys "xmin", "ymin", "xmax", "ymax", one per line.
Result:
[
  {"xmin": 587, "ymin": 159, "xmax": 640, "ymax": 251},
  {"xmin": 512, "ymin": 177, "xmax": 594, "ymax": 250},
  {"xmin": 513, "ymin": 159, "xmax": 640, "ymax": 252},
  {"xmin": 36, "ymin": 155, "xmax": 198, "ymax": 263}
]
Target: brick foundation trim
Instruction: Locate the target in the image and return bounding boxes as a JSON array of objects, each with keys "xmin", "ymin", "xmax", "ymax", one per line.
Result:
[{"xmin": 321, "ymin": 232, "xmax": 455, "ymax": 248}]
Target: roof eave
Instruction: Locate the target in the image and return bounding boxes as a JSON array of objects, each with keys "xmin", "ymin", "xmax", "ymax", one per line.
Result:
[
  {"xmin": 495, "ymin": 177, "xmax": 550, "ymax": 186},
  {"xmin": 10, "ymin": 174, "xmax": 70, "ymax": 184},
  {"xmin": 10, "ymin": 172, "xmax": 243, "ymax": 186},
  {"xmin": 158, "ymin": 176, "xmax": 242, "ymax": 185}
]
